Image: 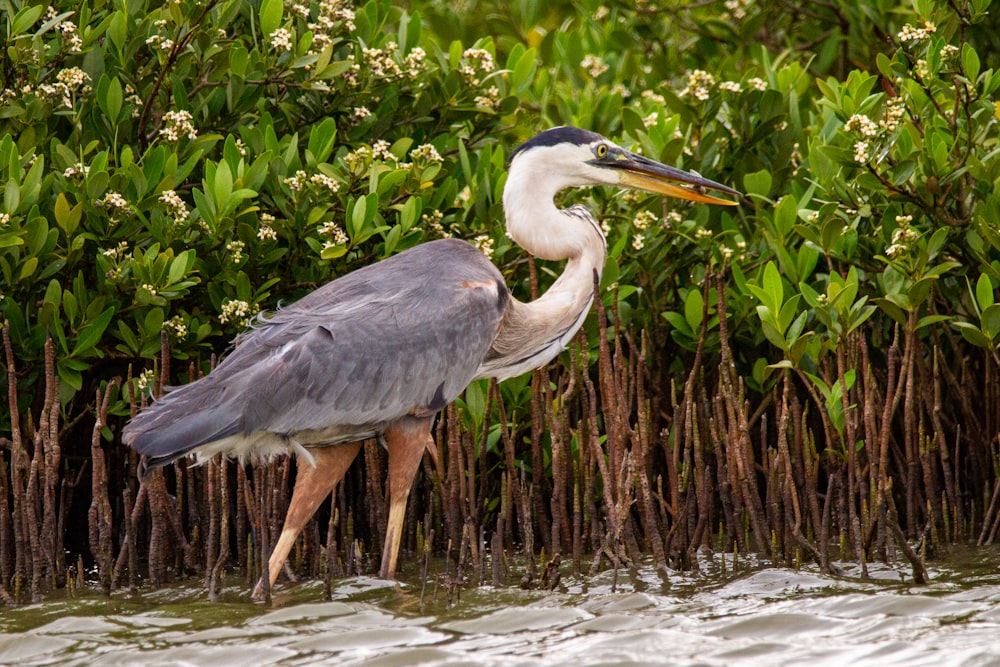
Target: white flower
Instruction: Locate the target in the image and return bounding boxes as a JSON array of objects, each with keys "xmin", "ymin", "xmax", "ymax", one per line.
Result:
[
  {"xmin": 164, "ymin": 315, "xmax": 188, "ymax": 339},
  {"xmin": 96, "ymin": 192, "xmax": 130, "ymax": 211},
  {"xmin": 581, "ymin": 54, "xmax": 609, "ymax": 78},
  {"xmin": 372, "ymin": 140, "xmax": 394, "ymax": 161},
  {"xmin": 633, "ymin": 209, "xmax": 657, "ymax": 231},
  {"xmin": 159, "ymin": 189, "xmax": 189, "ymax": 223},
  {"xmin": 680, "ymin": 70, "xmax": 715, "ymax": 101},
  {"xmin": 310, "ymin": 172, "xmax": 341, "ymax": 192},
  {"xmin": 257, "ymin": 224, "xmax": 277, "ymax": 241},
  {"xmin": 853, "ymin": 141, "xmax": 870, "ymax": 164},
  {"xmin": 226, "ymin": 240, "xmax": 246, "ymax": 263},
  {"xmin": 220, "ymin": 299, "xmax": 258, "ymax": 326},
  {"xmin": 411, "ymin": 144, "xmax": 443, "ymax": 163},
  {"xmin": 474, "ymin": 86, "xmax": 501, "ymax": 109},
  {"xmin": 845, "ymin": 114, "xmax": 878, "ymax": 138},
  {"xmin": 285, "ymin": 170, "xmax": 308, "ymax": 191},
  {"xmin": 319, "ymin": 221, "xmax": 349, "ymax": 245},
  {"xmin": 270, "ymin": 28, "xmax": 293, "ymax": 51},
  {"xmin": 898, "ymin": 21, "xmax": 936, "ymax": 43},
  {"xmin": 473, "ymin": 234, "xmax": 494, "ymax": 259},
  {"xmin": 159, "ymin": 109, "xmax": 197, "ymax": 141},
  {"xmin": 136, "ymin": 368, "xmax": 156, "ymax": 392}
]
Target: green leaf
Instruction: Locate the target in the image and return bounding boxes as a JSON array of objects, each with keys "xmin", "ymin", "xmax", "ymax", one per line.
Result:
[
  {"xmin": 976, "ymin": 273, "xmax": 994, "ymax": 311},
  {"xmin": 983, "ymin": 304, "xmax": 1000, "ymax": 340},
  {"xmin": 511, "ymin": 47, "xmax": 537, "ymax": 93},
  {"xmin": 662, "ymin": 311, "xmax": 692, "ymax": 336},
  {"xmin": 744, "ymin": 169, "xmax": 772, "ymax": 198},
  {"xmin": 11, "ymin": 5, "xmax": 44, "ymax": 36},
  {"xmin": 962, "ymin": 43, "xmax": 981, "ymax": 82},
  {"xmin": 260, "ymin": 0, "xmax": 283, "ymax": 38},
  {"xmin": 915, "ymin": 314, "xmax": 950, "ymax": 330},
  {"xmin": 684, "ymin": 289, "xmax": 704, "ymax": 332},
  {"xmin": 71, "ymin": 307, "xmax": 115, "ymax": 357},
  {"xmin": 763, "ymin": 261, "xmax": 784, "ymax": 314},
  {"xmin": 954, "ymin": 321, "xmax": 992, "ymax": 348}
]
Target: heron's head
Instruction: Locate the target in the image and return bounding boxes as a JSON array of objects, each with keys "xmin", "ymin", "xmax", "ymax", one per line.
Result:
[{"xmin": 509, "ymin": 126, "xmax": 740, "ymax": 205}]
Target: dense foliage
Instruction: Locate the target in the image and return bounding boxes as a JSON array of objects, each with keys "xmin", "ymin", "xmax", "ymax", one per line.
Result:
[{"xmin": 3, "ymin": 0, "xmax": 1000, "ymax": 600}]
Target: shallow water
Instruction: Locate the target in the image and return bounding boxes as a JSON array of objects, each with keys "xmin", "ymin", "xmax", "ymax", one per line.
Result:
[{"xmin": 2, "ymin": 547, "xmax": 1000, "ymax": 666}]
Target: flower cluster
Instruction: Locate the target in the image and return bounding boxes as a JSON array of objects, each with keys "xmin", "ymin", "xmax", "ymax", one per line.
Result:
[
  {"xmin": 403, "ymin": 48, "xmax": 428, "ymax": 79},
  {"xmin": 39, "ymin": 67, "xmax": 91, "ymax": 109},
  {"xmin": 845, "ymin": 114, "xmax": 878, "ymax": 138},
  {"xmin": 219, "ymin": 299, "xmax": 259, "ymax": 327},
  {"xmin": 159, "ymin": 189, "xmax": 189, "ymax": 224},
  {"xmin": 363, "ymin": 43, "xmax": 403, "ymax": 79},
  {"xmin": 136, "ymin": 368, "xmax": 156, "ymax": 393},
  {"xmin": 270, "ymin": 28, "xmax": 293, "ymax": 52},
  {"xmin": 881, "ymin": 98, "xmax": 906, "ymax": 132},
  {"xmin": 633, "ymin": 209, "xmax": 657, "ymax": 231},
  {"xmin": 159, "ymin": 110, "xmax": 197, "ymax": 141},
  {"xmin": 662, "ymin": 211, "xmax": 683, "ymax": 228},
  {"xmin": 473, "ymin": 234, "xmax": 494, "ymax": 259},
  {"xmin": 319, "ymin": 221, "xmax": 349, "ymax": 248},
  {"xmin": 719, "ymin": 80, "xmax": 742, "ymax": 94},
  {"xmin": 459, "ymin": 48, "xmax": 495, "ymax": 85},
  {"xmin": 96, "ymin": 191, "xmax": 130, "ymax": 214},
  {"xmin": 474, "ymin": 86, "xmax": 501, "ymax": 110},
  {"xmin": 164, "ymin": 315, "xmax": 188, "ymax": 340},
  {"xmin": 0, "ymin": 212, "xmax": 10, "ymax": 227},
  {"xmin": 226, "ymin": 240, "xmax": 246, "ymax": 264},
  {"xmin": 632, "ymin": 234, "xmax": 645, "ymax": 251},
  {"xmin": 897, "ymin": 21, "xmax": 936, "ymax": 43},
  {"xmin": 885, "ymin": 215, "xmax": 919, "ymax": 258},
  {"xmin": 54, "ymin": 9, "xmax": 83, "ymax": 52},
  {"xmin": 102, "ymin": 241, "xmax": 130, "ymax": 260},
  {"xmin": 284, "ymin": 170, "xmax": 308, "ymax": 192},
  {"xmin": 63, "ymin": 162, "xmax": 90, "ymax": 178},
  {"xmin": 853, "ymin": 141, "xmax": 870, "ymax": 164},
  {"xmin": 680, "ymin": 70, "xmax": 715, "ymax": 101},
  {"xmin": 581, "ymin": 54, "xmax": 609, "ymax": 78},
  {"xmin": 747, "ymin": 77, "xmax": 767, "ymax": 91},
  {"xmin": 310, "ymin": 172, "xmax": 341, "ymax": 192},
  {"xmin": 258, "ymin": 213, "xmax": 278, "ymax": 241},
  {"xmin": 307, "ymin": 0, "xmax": 356, "ymax": 55},
  {"xmin": 724, "ymin": 0, "xmax": 754, "ymax": 20},
  {"xmin": 641, "ymin": 89, "xmax": 666, "ymax": 106},
  {"xmin": 372, "ymin": 140, "xmax": 394, "ymax": 161},
  {"xmin": 411, "ymin": 144, "xmax": 443, "ymax": 163},
  {"xmin": 844, "ymin": 98, "xmax": 907, "ymax": 164},
  {"xmin": 422, "ymin": 209, "xmax": 448, "ymax": 237}
]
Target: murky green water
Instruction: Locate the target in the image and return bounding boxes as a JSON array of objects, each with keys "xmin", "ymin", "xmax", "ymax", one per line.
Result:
[{"xmin": 2, "ymin": 547, "xmax": 999, "ymax": 666}]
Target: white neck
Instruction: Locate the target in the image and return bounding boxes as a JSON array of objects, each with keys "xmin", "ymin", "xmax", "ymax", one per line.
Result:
[{"xmin": 475, "ymin": 151, "xmax": 607, "ymax": 380}]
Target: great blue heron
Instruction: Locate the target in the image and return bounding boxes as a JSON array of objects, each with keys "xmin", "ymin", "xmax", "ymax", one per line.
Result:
[{"xmin": 123, "ymin": 126, "xmax": 738, "ymax": 596}]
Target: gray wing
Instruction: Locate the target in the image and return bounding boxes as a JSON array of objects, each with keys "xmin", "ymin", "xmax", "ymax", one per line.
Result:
[{"xmin": 123, "ymin": 239, "xmax": 507, "ymax": 465}]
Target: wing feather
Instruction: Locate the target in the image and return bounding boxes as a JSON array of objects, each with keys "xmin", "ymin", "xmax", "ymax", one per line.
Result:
[{"xmin": 124, "ymin": 239, "xmax": 507, "ymax": 465}]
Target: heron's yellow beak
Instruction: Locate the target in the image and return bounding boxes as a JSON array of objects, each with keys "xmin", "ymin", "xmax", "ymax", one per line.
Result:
[{"xmin": 594, "ymin": 150, "xmax": 740, "ymax": 206}]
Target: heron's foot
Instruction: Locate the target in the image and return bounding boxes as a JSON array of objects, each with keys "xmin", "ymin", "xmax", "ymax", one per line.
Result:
[{"xmin": 251, "ymin": 577, "xmax": 267, "ymax": 602}]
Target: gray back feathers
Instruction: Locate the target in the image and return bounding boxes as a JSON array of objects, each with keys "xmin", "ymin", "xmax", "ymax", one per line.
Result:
[{"xmin": 123, "ymin": 239, "xmax": 506, "ymax": 467}]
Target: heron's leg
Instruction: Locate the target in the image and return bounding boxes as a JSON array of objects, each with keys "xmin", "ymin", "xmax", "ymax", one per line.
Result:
[
  {"xmin": 380, "ymin": 419, "xmax": 432, "ymax": 579},
  {"xmin": 252, "ymin": 441, "xmax": 361, "ymax": 599}
]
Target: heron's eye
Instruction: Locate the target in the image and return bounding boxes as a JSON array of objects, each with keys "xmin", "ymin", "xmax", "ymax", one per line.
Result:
[{"xmin": 595, "ymin": 144, "xmax": 608, "ymax": 158}]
